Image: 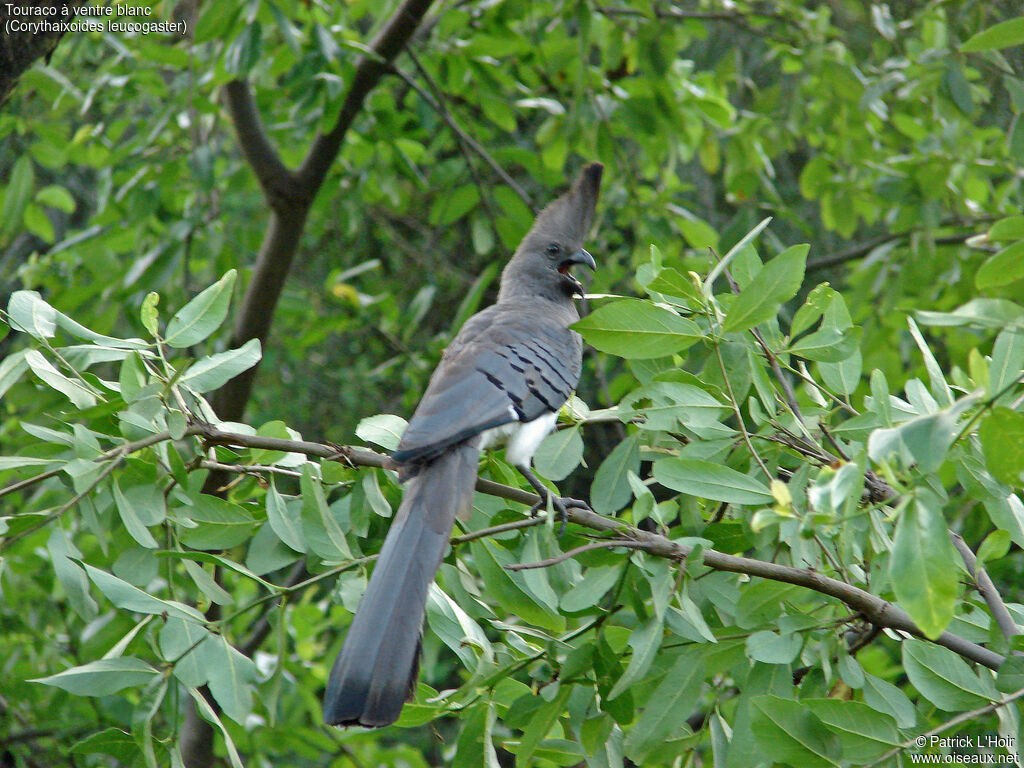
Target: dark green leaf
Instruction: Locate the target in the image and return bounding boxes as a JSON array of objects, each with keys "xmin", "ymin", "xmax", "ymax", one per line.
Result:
[
  {"xmin": 902, "ymin": 638, "xmax": 996, "ymax": 711},
  {"xmin": 590, "ymin": 433, "xmax": 640, "ymax": 514},
  {"xmin": 750, "ymin": 695, "xmax": 840, "ymax": 768},
  {"xmin": 653, "ymin": 458, "xmax": 773, "ymax": 505}
]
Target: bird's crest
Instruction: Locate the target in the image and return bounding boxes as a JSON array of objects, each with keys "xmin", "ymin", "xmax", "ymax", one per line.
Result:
[{"xmin": 528, "ymin": 162, "xmax": 603, "ymax": 245}]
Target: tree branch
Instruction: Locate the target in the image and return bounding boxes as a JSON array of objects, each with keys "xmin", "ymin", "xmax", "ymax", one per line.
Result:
[
  {"xmin": 950, "ymin": 532, "xmax": 1020, "ymax": 644},
  {"xmin": 3, "ymin": 424, "xmax": 1004, "ymax": 682},
  {"xmin": 222, "ymin": 80, "xmax": 293, "ymax": 209},
  {"xmin": 213, "ymin": 0, "xmax": 439, "ymax": 423}
]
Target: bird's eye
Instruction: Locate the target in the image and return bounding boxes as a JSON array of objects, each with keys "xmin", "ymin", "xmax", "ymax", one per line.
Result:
[{"xmin": 546, "ymin": 243, "xmax": 561, "ymax": 256}]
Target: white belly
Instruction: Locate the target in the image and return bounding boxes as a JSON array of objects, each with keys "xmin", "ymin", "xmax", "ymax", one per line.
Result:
[{"xmin": 478, "ymin": 411, "xmax": 557, "ymax": 467}]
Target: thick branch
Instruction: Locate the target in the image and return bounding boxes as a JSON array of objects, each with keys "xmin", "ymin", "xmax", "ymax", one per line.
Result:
[
  {"xmin": 213, "ymin": 0, "xmax": 438, "ymax": 423},
  {"xmin": 222, "ymin": 80, "xmax": 293, "ymax": 209}
]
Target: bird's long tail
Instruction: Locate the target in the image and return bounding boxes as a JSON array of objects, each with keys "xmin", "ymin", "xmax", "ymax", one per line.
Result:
[{"xmin": 323, "ymin": 442, "xmax": 479, "ymax": 727}]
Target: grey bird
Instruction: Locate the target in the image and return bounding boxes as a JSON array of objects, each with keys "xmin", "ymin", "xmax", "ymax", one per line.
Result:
[{"xmin": 323, "ymin": 162, "xmax": 603, "ymax": 728}]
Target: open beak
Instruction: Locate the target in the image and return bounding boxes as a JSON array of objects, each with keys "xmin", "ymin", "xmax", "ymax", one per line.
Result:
[{"xmin": 558, "ymin": 248, "xmax": 596, "ymax": 296}]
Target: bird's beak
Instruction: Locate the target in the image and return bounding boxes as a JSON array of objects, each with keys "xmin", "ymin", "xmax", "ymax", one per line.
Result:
[
  {"xmin": 558, "ymin": 249, "xmax": 596, "ymax": 297},
  {"xmin": 564, "ymin": 248, "xmax": 596, "ymax": 271}
]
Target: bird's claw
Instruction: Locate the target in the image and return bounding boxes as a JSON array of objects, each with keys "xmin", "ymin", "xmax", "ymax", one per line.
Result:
[{"xmin": 529, "ymin": 494, "xmax": 591, "ymax": 535}]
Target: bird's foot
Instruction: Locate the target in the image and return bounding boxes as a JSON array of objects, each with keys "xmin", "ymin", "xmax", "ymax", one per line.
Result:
[
  {"xmin": 528, "ymin": 494, "xmax": 591, "ymax": 534},
  {"xmin": 517, "ymin": 465, "xmax": 591, "ymax": 535}
]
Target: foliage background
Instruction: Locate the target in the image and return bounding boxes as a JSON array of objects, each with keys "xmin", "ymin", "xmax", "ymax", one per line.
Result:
[{"xmin": 2, "ymin": 1, "xmax": 1024, "ymax": 766}]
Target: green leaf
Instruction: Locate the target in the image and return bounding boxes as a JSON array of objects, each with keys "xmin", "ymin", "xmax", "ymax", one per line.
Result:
[
  {"xmin": 471, "ymin": 539, "xmax": 564, "ymax": 632},
  {"xmin": 705, "ymin": 217, "xmax": 773, "ymax": 292},
  {"xmin": 69, "ymin": 728, "xmax": 140, "ymax": 762},
  {"xmin": 429, "ymin": 184, "xmax": 480, "ymax": 226},
  {"xmin": 745, "ymin": 630, "xmax": 802, "ymax": 664},
  {"xmin": 112, "ymin": 478, "xmax": 159, "ymax": 549},
  {"xmin": 224, "ymin": 21, "xmax": 262, "ymax": 75},
  {"xmin": 179, "ymin": 496, "xmax": 255, "ymax": 551},
  {"xmin": 976, "ymin": 240, "xmax": 1024, "ymax": 289},
  {"xmin": 802, "ymin": 699, "xmax": 901, "ymax": 762},
  {"xmin": 975, "ymin": 530, "xmax": 1011, "ymax": 568},
  {"xmin": 996, "ymin": 656, "xmax": 1024, "ymax": 694},
  {"xmin": 31, "ymin": 657, "xmax": 159, "ymax": 696},
  {"xmin": 36, "ymin": 184, "xmax": 76, "ymax": 213},
  {"xmin": 181, "ymin": 339, "xmax": 261, "ymax": 393},
  {"xmin": 8, "ymin": 290, "xmax": 56, "ymax": 338},
  {"xmin": 868, "ymin": 410, "xmax": 958, "ymax": 473},
  {"xmin": 646, "ymin": 267, "xmax": 704, "ymax": 304},
  {"xmin": 608, "ymin": 615, "xmax": 665, "ymax": 700},
  {"xmin": 653, "ymin": 458, "xmax": 773, "ymax": 505},
  {"xmin": 47, "ymin": 528, "xmax": 98, "ymax": 621},
  {"xmin": 902, "ymin": 638, "xmax": 997, "ymax": 711},
  {"xmin": 989, "ymin": 216, "xmax": 1024, "ymax": 242},
  {"xmin": 513, "ymin": 686, "xmax": 572, "ymax": 767},
  {"xmin": 355, "ymin": 413, "xmax": 407, "ymax": 451},
  {"xmin": 917, "ymin": 298, "xmax": 1024, "ymax": 329},
  {"xmin": 141, "ymin": 292, "xmax": 159, "ymax": 337},
  {"xmin": 961, "ymin": 16, "xmax": 1024, "ymax": 52},
  {"xmin": 266, "ymin": 481, "xmax": 305, "ymax": 552},
  {"xmin": 24, "ymin": 203, "xmax": 54, "ymax": 241},
  {"xmin": 187, "ymin": 687, "xmax": 245, "ymax": 768},
  {"xmin": 750, "ymin": 695, "xmax": 840, "ymax": 768},
  {"xmin": 989, "ymin": 328, "xmax": 1024, "ymax": 397},
  {"xmin": 623, "ymin": 651, "xmax": 704, "ymax": 762},
  {"xmin": 533, "ymin": 426, "xmax": 584, "ymax": 482},
  {"xmin": 980, "ymin": 407, "xmax": 1024, "ymax": 486},
  {"xmin": 24, "ymin": 350, "xmax": 97, "ymax": 408},
  {"xmin": 159, "ymin": 618, "xmax": 214, "ymax": 688},
  {"xmin": 679, "ymin": 217, "xmax": 719, "ymax": 250},
  {"xmin": 723, "ymin": 244, "xmax": 808, "ymax": 333},
  {"xmin": 83, "ymin": 564, "xmax": 205, "ymax": 623},
  {"xmin": 203, "ymin": 636, "xmax": 257, "ymax": 724},
  {"xmin": 590, "ymin": 433, "xmax": 641, "ymax": 514},
  {"xmin": 560, "ymin": 565, "xmax": 622, "ymax": 612},
  {"xmin": 572, "ymin": 300, "xmax": 702, "ymax": 359},
  {"xmin": 787, "ymin": 326, "xmax": 862, "ymax": 362},
  {"xmin": 889, "ymin": 495, "xmax": 958, "ymax": 638},
  {"xmin": 1, "ymin": 156, "xmax": 35, "ymax": 242},
  {"xmin": 164, "ymin": 270, "xmax": 237, "ymax": 348},
  {"xmin": 862, "ymin": 673, "xmax": 916, "ymax": 729},
  {"xmin": 299, "ymin": 465, "xmax": 351, "ymax": 561},
  {"xmin": 943, "ymin": 62, "xmax": 974, "ymax": 114},
  {"xmin": 0, "ymin": 348, "xmax": 29, "ymax": 398}
]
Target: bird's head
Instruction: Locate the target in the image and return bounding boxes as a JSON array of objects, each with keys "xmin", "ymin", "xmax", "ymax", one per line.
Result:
[{"xmin": 500, "ymin": 162, "xmax": 603, "ymax": 302}]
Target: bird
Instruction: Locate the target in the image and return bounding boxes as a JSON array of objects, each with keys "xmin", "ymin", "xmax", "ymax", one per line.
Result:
[{"xmin": 323, "ymin": 162, "xmax": 603, "ymax": 728}]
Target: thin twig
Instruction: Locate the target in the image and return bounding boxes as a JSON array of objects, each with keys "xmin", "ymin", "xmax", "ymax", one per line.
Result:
[
  {"xmin": 386, "ymin": 60, "xmax": 533, "ymax": 207},
  {"xmin": 505, "ymin": 539, "xmax": 644, "ymax": 571},
  {"xmin": 865, "ymin": 685, "xmax": 1024, "ymax": 767}
]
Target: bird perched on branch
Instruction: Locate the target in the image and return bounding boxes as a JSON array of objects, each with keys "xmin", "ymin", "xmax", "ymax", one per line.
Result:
[{"xmin": 324, "ymin": 162, "xmax": 603, "ymax": 728}]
